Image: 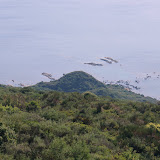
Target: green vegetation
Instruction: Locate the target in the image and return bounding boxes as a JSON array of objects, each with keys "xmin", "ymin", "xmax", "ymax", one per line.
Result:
[
  {"xmin": 34, "ymin": 71, "xmax": 106, "ymax": 92},
  {"xmin": 33, "ymin": 71, "xmax": 157, "ymax": 103},
  {"xmin": 0, "ymin": 86, "xmax": 160, "ymax": 159},
  {"xmin": 92, "ymin": 85, "xmax": 157, "ymax": 103}
]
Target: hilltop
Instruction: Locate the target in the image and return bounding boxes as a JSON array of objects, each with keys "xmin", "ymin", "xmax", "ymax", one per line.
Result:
[
  {"xmin": 34, "ymin": 71, "xmax": 105, "ymax": 92},
  {"xmin": 33, "ymin": 71, "xmax": 157, "ymax": 103}
]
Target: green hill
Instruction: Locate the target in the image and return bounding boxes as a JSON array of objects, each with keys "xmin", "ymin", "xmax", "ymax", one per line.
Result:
[
  {"xmin": 34, "ymin": 71, "xmax": 105, "ymax": 92},
  {"xmin": 33, "ymin": 71, "xmax": 157, "ymax": 103}
]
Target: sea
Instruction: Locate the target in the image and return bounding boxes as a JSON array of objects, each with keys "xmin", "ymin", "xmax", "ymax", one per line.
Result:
[{"xmin": 1, "ymin": 0, "xmax": 160, "ymax": 99}]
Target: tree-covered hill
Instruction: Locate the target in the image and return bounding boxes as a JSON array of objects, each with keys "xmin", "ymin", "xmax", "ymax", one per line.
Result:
[
  {"xmin": 91, "ymin": 85, "xmax": 157, "ymax": 103},
  {"xmin": 33, "ymin": 71, "xmax": 106, "ymax": 92},
  {"xmin": 0, "ymin": 86, "xmax": 160, "ymax": 159},
  {"xmin": 33, "ymin": 71, "xmax": 157, "ymax": 103}
]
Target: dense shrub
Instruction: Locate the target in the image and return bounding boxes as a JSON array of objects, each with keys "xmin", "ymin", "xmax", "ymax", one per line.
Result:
[{"xmin": 0, "ymin": 86, "xmax": 159, "ymax": 159}]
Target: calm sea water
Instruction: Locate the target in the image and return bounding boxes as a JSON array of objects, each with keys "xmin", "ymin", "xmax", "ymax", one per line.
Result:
[{"xmin": 1, "ymin": 0, "xmax": 160, "ymax": 98}]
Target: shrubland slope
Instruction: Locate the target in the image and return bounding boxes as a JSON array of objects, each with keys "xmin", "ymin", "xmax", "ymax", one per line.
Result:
[
  {"xmin": 0, "ymin": 86, "xmax": 159, "ymax": 159},
  {"xmin": 33, "ymin": 71, "xmax": 157, "ymax": 103}
]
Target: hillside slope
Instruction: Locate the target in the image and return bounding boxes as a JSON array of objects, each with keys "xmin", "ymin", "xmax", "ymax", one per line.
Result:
[
  {"xmin": 0, "ymin": 87, "xmax": 160, "ymax": 159},
  {"xmin": 33, "ymin": 71, "xmax": 157, "ymax": 103}
]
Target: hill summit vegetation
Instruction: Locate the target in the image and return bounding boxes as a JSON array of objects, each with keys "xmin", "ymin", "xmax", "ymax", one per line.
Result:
[
  {"xmin": 0, "ymin": 86, "xmax": 160, "ymax": 159},
  {"xmin": 34, "ymin": 71, "xmax": 106, "ymax": 92},
  {"xmin": 33, "ymin": 71, "xmax": 157, "ymax": 103}
]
